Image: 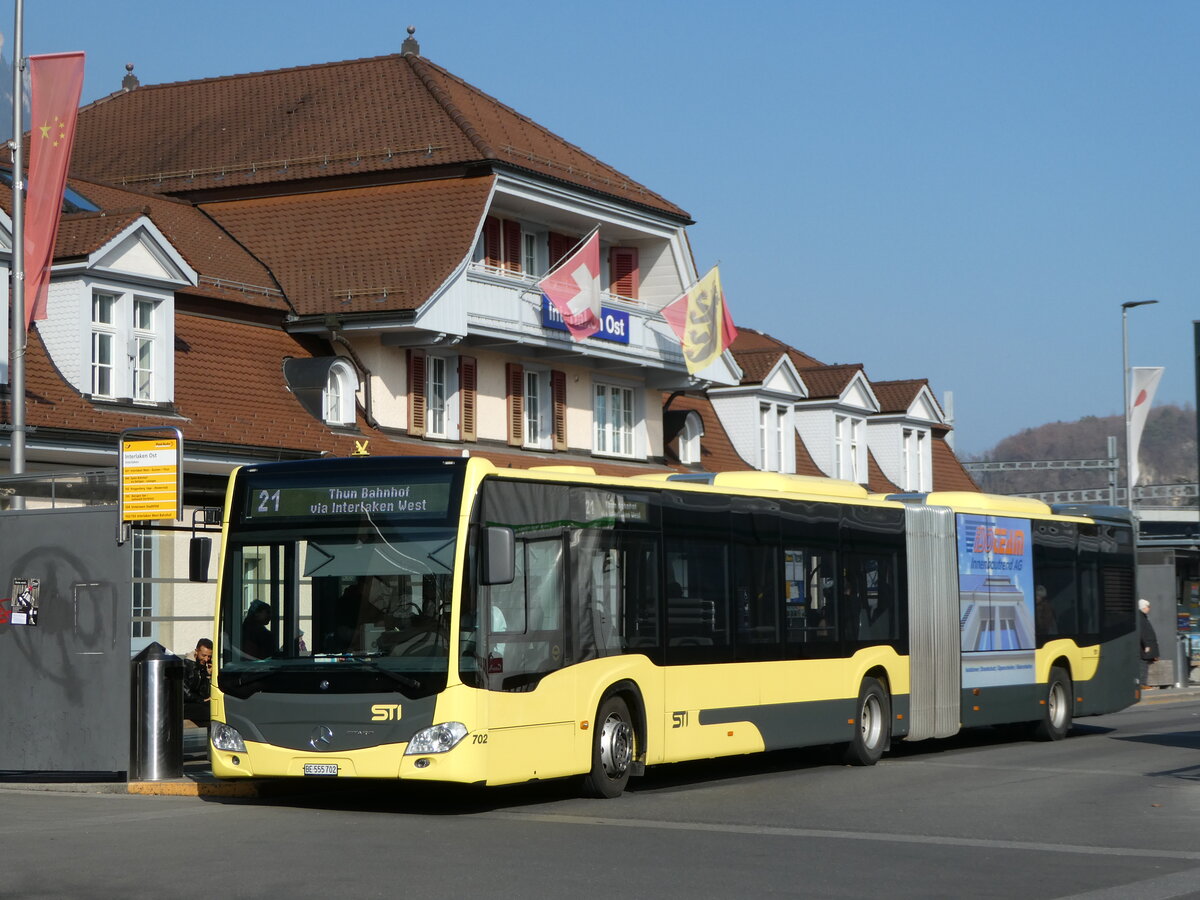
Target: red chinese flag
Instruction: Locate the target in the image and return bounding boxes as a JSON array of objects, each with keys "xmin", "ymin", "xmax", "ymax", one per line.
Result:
[{"xmin": 24, "ymin": 52, "xmax": 85, "ymax": 328}]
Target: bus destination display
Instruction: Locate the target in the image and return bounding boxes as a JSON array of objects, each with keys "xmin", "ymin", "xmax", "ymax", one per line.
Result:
[{"xmin": 245, "ymin": 481, "xmax": 452, "ymax": 520}]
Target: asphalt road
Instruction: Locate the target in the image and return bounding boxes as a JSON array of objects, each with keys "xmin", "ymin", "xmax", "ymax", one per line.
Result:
[{"xmin": 3, "ymin": 694, "xmax": 1199, "ymax": 900}]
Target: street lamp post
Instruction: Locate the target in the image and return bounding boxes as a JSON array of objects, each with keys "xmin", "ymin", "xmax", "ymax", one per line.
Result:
[{"xmin": 1121, "ymin": 300, "xmax": 1158, "ymax": 514}]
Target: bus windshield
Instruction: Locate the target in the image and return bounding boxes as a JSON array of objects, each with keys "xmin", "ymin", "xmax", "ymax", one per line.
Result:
[
  {"xmin": 216, "ymin": 458, "xmax": 465, "ymax": 697},
  {"xmin": 220, "ymin": 528, "xmax": 456, "ymax": 688}
]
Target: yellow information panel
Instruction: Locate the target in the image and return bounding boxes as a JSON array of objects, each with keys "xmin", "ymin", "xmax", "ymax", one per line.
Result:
[{"xmin": 121, "ymin": 438, "xmax": 180, "ymax": 522}]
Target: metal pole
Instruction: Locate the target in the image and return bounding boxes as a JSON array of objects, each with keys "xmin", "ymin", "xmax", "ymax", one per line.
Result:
[{"xmin": 8, "ymin": 0, "xmax": 24, "ymax": 480}]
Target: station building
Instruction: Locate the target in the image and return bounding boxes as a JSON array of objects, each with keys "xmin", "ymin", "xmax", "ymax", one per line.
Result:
[{"xmin": 0, "ymin": 30, "xmax": 974, "ymax": 658}]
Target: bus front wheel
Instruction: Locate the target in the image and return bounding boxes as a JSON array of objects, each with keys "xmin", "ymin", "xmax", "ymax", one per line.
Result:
[
  {"xmin": 1033, "ymin": 667, "xmax": 1072, "ymax": 741},
  {"xmin": 841, "ymin": 677, "xmax": 890, "ymax": 766},
  {"xmin": 583, "ymin": 695, "xmax": 635, "ymax": 798}
]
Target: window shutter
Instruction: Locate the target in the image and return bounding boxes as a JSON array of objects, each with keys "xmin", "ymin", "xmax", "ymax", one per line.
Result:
[
  {"xmin": 610, "ymin": 246, "xmax": 639, "ymax": 299},
  {"xmin": 551, "ymin": 370, "xmax": 568, "ymax": 451},
  {"xmin": 506, "ymin": 363, "xmax": 524, "ymax": 447},
  {"xmin": 408, "ymin": 348, "xmax": 427, "ymax": 437},
  {"xmin": 502, "ymin": 220, "xmax": 522, "ymax": 273},
  {"xmin": 548, "ymin": 232, "xmax": 573, "ymax": 269},
  {"xmin": 483, "ymin": 217, "xmax": 502, "ymax": 268},
  {"xmin": 459, "ymin": 356, "xmax": 477, "ymax": 442}
]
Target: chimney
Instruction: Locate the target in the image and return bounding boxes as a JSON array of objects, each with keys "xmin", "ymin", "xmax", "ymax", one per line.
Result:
[
  {"xmin": 401, "ymin": 25, "xmax": 420, "ymax": 57},
  {"xmin": 121, "ymin": 63, "xmax": 139, "ymax": 92}
]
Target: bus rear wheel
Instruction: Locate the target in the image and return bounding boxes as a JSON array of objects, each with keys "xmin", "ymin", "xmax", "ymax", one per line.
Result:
[
  {"xmin": 583, "ymin": 695, "xmax": 635, "ymax": 798},
  {"xmin": 841, "ymin": 677, "xmax": 890, "ymax": 766},
  {"xmin": 1033, "ymin": 666, "xmax": 1072, "ymax": 741}
]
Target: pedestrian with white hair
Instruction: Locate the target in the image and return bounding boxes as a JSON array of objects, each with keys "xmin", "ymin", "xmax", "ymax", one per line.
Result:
[{"xmin": 1138, "ymin": 598, "xmax": 1159, "ymax": 690}]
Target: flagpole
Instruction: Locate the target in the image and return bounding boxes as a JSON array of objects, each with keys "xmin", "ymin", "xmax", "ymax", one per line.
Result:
[{"xmin": 9, "ymin": 0, "xmax": 25, "ymax": 478}]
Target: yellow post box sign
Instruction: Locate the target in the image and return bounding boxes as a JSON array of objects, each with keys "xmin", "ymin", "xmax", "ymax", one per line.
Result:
[{"xmin": 120, "ymin": 429, "xmax": 183, "ymax": 522}]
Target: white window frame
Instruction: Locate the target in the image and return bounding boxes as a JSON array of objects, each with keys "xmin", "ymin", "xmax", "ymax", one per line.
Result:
[
  {"xmin": 132, "ymin": 297, "xmax": 157, "ymax": 401},
  {"xmin": 91, "ymin": 291, "xmax": 117, "ymax": 398},
  {"xmin": 834, "ymin": 413, "xmax": 865, "ymax": 481},
  {"xmin": 902, "ymin": 426, "xmax": 930, "ymax": 491},
  {"xmin": 84, "ymin": 282, "xmax": 174, "ymax": 404},
  {"xmin": 324, "ymin": 359, "xmax": 358, "ymax": 426},
  {"xmin": 523, "ymin": 231, "xmax": 540, "ymax": 278},
  {"xmin": 834, "ymin": 415, "xmax": 846, "ymax": 479},
  {"xmin": 422, "ymin": 354, "xmax": 461, "ymax": 440},
  {"xmin": 593, "ymin": 381, "xmax": 638, "ymax": 459},
  {"xmin": 524, "ymin": 368, "xmax": 552, "ymax": 450},
  {"xmin": 759, "ymin": 404, "xmax": 770, "ymax": 470},
  {"xmin": 849, "ymin": 418, "xmax": 862, "ymax": 483},
  {"xmin": 427, "ymin": 356, "xmax": 448, "ymax": 437},
  {"xmin": 777, "ymin": 406, "xmax": 789, "ymax": 473}
]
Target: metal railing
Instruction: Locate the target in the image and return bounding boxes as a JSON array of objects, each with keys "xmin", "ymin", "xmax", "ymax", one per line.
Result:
[{"xmin": 0, "ymin": 469, "xmax": 119, "ymax": 509}]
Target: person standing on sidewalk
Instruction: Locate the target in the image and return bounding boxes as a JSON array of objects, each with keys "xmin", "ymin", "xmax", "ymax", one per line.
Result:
[
  {"xmin": 1138, "ymin": 599, "xmax": 1159, "ymax": 689},
  {"xmin": 182, "ymin": 638, "xmax": 213, "ymax": 726}
]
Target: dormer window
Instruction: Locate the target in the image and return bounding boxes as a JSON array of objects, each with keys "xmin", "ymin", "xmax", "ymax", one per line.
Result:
[
  {"xmin": 86, "ymin": 286, "xmax": 173, "ymax": 404},
  {"xmin": 323, "ymin": 359, "xmax": 358, "ymax": 426},
  {"xmin": 678, "ymin": 411, "xmax": 704, "ymax": 466},
  {"xmin": 758, "ymin": 403, "xmax": 794, "ymax": 473},
  {"xmin": 902, "ymin": 427, "xmax": 930, "ymax": 491},
  {"xmin": 835, "ymin": 414, "xmax": 865, "ymax": 482}
]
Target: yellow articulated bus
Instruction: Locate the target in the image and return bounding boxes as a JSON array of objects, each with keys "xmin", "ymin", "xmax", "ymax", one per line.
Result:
[{"xmin": 202, "ymin": 456, "xmax": 1138, "ymax": 797}]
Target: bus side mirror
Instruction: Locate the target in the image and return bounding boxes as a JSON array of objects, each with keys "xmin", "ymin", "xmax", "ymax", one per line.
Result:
[
  {"xmin": 189, "ymin": 536, "xmax": 213, "ymax": 583},
  {"xmin": 481, "ymin": 526, "xmax": 514, "ymax": 585}
]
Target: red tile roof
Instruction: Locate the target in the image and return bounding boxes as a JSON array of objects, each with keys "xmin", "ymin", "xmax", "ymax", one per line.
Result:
[
  {"xmin": 73, "ymin": 53, "xmax": 687, "ymax": 219},
  {"xmin": 799, "ymin": 364, "xmax": 865, "ymax": 401},
  {"xmin": 871, "ymin": 378, "xmax": 946, "ymax": 419},
  {"xmin": 201, "ymin": 177, "xmax": 493, "ymax": 315},
  {"xmin": 0, "ymin": 177, "xmax": 290, "ymax": 312},
  {"xmin": 730, "ymin": 348, "xmax": 784, "ymax": 385},
  {"xmin": 932, "ymin": 429, "xmax": 979, "ymax": 491},
  {"xmin": 731, "ymin": 328, "xmax": 824, "ymax": 371},
  {"xmin": 866, "ymin": 450, "xmax": 901, "ymax": 494}
]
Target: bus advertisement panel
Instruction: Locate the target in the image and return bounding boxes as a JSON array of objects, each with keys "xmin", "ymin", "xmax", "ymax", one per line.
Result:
[{"xmin": 956, "ymin": 513, "xmax": 1036, "ymax": 689}]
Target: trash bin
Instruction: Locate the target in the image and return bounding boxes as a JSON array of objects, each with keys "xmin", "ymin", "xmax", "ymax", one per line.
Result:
[{"xmin": 130, "ymin": 642, "xmax": 184, "ymax": 781}]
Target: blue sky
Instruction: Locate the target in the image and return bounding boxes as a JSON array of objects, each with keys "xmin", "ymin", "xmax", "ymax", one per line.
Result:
[{"xmin": 8, "ymin": 1, "xmax": 1198, "ymax": 455}]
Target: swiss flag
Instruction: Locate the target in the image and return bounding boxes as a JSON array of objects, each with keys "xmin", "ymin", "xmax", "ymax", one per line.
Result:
[{"xmin": 538, "ymin": 229, "xmax": 601, "ymax": 341}]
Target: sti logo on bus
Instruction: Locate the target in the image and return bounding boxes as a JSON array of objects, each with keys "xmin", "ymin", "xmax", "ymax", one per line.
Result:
[
  {"xmin": 971, "ymin": 525, "xmax": 1025, "ymax": 555},
  {"xmin": 371, "ymin": 704, "xmax": 403, "ymax": 722}
]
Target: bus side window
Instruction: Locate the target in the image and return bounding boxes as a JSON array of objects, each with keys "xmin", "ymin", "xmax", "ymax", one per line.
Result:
[
  {"xmin": 844, "ymin": 553, "xmax": 896, "ymax": 642},
  {"xmin": 808, "ymin": 552, "xmax": 836, "ymax": 641}
]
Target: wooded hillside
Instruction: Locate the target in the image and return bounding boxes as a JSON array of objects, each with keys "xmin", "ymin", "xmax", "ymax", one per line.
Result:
[{"xmin": 967, "ymin": 404, "xmax": 1197, "ymax": 495}]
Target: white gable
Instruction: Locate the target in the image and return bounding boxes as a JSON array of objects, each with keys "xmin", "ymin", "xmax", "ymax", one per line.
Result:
[
  {"xmin": 91, "ymin": 218, "xmax": 196, "ymax": 286},
  {"xmin": 761, "ymin": 356, "xmax": 806, "ymax": 398},
  {"xmin": 907, "ymin": 386, "xmax": 945, "ymax": 425},
  {"xmin": 841, "ymin": 372, "xmax": 879, "ymax": 414}
]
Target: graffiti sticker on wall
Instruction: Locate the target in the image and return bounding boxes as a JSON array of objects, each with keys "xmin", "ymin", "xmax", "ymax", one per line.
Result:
[{"xmin": 10, "ymin": 578, "xmax": 40, "ymax": 626}]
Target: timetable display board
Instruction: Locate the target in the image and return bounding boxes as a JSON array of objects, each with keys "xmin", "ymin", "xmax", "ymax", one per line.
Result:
[{"xmin": 120, "ymin": 435, "xmax": 182, "ymax": 522}]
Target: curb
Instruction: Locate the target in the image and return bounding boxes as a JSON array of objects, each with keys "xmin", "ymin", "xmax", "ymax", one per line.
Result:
[{"xmin": 127, "ymin": 777, "xmax": 262, "ymax": 798}]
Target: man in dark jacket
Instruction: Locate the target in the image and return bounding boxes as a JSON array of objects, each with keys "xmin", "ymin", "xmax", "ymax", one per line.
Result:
[
  {"xmin": 182, "ymin": 638, "xmax": 213, "ymax": 726},
  {"xmin": 1138, "ymin": 599, "xmax": 1159, "ymax": 689}
]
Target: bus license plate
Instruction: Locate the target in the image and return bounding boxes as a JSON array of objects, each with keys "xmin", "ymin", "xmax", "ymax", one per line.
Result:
[{"xmin": 303, "ymin": 763, "xmax": 338, "ymax": 776}]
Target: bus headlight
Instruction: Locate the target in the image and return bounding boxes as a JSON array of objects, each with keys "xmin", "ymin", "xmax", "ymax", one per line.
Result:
[
  {"xmin": 404, "ymin": 722, "xmax": 468, "ymax": 755},
  {"xmin": 211, "ymin": 720, "xmax": 247, "ymax": 753}
]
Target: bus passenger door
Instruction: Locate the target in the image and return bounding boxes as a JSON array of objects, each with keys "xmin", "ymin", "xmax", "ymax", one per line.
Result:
[{"xmin": 482, "ymin": 537, "xmax": 578, "ymax": 783}]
